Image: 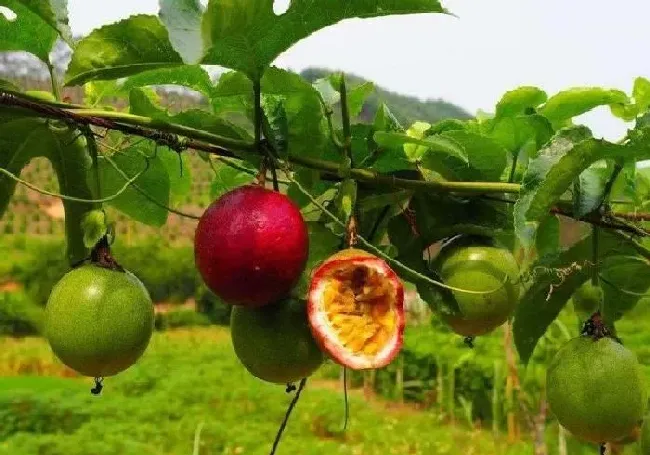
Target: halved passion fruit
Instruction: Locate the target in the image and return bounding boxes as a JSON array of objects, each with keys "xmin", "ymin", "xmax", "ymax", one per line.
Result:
[{"xmin": 307, "ymin": 248, "xmax": 405, "ymax": 370}]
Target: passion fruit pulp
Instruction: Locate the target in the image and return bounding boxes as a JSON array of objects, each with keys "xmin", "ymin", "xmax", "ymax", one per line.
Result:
[
  {"xmin": 308, "ymin": 248, "xmax": 405, "ymax": 370},
  {"xmin": 434, "ymin": 236, "xmax": 520, "ymax": 336},
  {"xmin": 546, "ymin": 335, "xmax": 647, "ymax": 444},
  {"xmin": 230, "ymin": 298, "xmax": 324, "ymax": 384},
  {"xmin": 45, "ymin": 264, "xmax": 154, "ymax": 377},
  {"xmin": 194, "ymin": 185, "xmax": 309, "ymax": 308}
]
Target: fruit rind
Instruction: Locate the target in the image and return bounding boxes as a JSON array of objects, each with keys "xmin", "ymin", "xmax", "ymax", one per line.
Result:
[
  {"xmin": 45, "ymin": 264, "xmax": 154, "ymax": 378},
  {"xmin": 230, "ymin": 299, "xmax": 324, "ymax": 384},
  {"xmin": 194, "ymin": 185, "xmax": 309, "ymax": 308},
  {"xmin": 307, "ymin": 249, "xmax": 405, "ymax": 370},
  {"xmin": 546, "ymin": 336, "xmax": 647, "ymax": 444},
  {"xmin": 434, "ymin": 238, "xmax": 520, "ymax": 336}
]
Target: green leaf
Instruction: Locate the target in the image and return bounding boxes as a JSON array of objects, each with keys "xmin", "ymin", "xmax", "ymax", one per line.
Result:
[
  {"xmin": 348, "ymin": 82, "xmax": 374, "ymax": 118},
  {"xmin": 329, "ymin": 179, "xmax": 357, "ymax": 236},
  {"xmin": 292, "ymin": 223, "xmax": 341, "ymax": 298},
  {"xmin": 513, "ymin": 231, "xmax": 640, "ymax": 363},
  {"xmin": 513, "ymin": 234, "xmax": 592, "ymax": 364},
  {"xmin": 514, "ymin": 127, "xmax": 628, "ymax": 246},
  {"xmin": 373, "ymin": 131, "xmax": 467, "ymax": 163},
  {"xmin": 601, "ymin": 256, "xmax": 650, "ymax": 322},
  {"xmin": 633, "ymin": 77, "xmax": 650, "ymax": 114},
  {"xmin": 539, "ymin": 88, "xmax": 629, "ymax": 127},
  {"xmin": 158, "ymin": 148, "xmax": 192, "ymax": 199},
  {"xmin": 0, "ymin": 0, "xmax": 58, "ymax": 63},
  {"xmin": 262, "ymin": 94, "xmax": 289, "ymax": 159},
  {"xmin": 572, "ymin": 165, "xmax": 609, "ymax": 218},
  {"xmin": 287, "ymin": 168, "xmax": 336, "ymax": 218},
  {"xmin": 159, "ymin": 0, "xmax": 205, "ymax": 63},
  {"xmin": 535, "ymin": 215, "xmax": 560, "ymax": 260},
  {"xmin": 65, "ymin": 15, "xmax": 183, "ymax": 86},
  {"xmin": 81, "ymin": 210, "xmax": 108, "ymax": 249},
  {"xmin": 312, "ymin": 78, "xmax": 340, "ymax": 107},
  {"xmin": 212, "ymin": 68, "xmax": 327, "ymax": 160},
  {"xmin": 209, "ymin": 160, "xmax": 255, "ymax": 200},
  {"xmin": 129, "ymin": 88, "xmax": 250, "ymax": 142},
  {"xmin": 374, "ymin": 103, "xmax": 403, "ymax": 133},
  {"xmin": 12, "ymin": 0, "xmax": 72, "ymax": 44},
  {"xmin": 495, "ymin": 86, "xmax": 547, "ymax": 118},
  {"xmin": 94, "ymin": 146, "xmax": 171, "ymax": 227},
  {"xmin": 358, "ymin": 189, "xmax": 412, "ymax": 213},
  {"xmin": 0, "ymin": 120, "xmax": 98, "ymax": 265},
  {"xmin": 488, "ymin": 114, "xmax": 554, "ymax": 156},
  {"xmin": 123, "ymin": 66, "xmax": 213, "ymax": 99},
  {"xmin": 434, "ymin": 130, "xmax": 509, "ymax": 182},
  {"xmin": 83, "ymin": 80, "xmax": 123, "ymax": 107},
  {"xmin": 201, "ymin": 0, "xmax": 447, "ymax": 78}
]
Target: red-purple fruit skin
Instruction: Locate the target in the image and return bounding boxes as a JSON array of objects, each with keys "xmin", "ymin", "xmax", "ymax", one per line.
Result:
[{"xmin": 195, "ymin": 185, "xmax": 309, "ymax": 307}]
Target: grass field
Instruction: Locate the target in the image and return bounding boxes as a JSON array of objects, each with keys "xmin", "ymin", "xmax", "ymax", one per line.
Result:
[{"xmin": 0, "ymin": 327, "xmax": 542, "ymax": 455}]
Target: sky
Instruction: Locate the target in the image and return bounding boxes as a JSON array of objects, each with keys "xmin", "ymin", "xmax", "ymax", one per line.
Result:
[{"xmin": 66, "ymin": 0, "xmax": 650, "ymax": 141}]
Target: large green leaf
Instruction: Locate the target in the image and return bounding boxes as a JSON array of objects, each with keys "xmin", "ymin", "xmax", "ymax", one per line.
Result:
[
  {"xmin": 212, "ymin": 68, "xmax": 328, "ymax": 160},
  {"xmin": 123, "ymin": 66, "xmax": 213, "ymax": 99},
  {"xmin": 488, "ymin": 114, "xmax": 554, "ymax": 156},
  {"xmin": 65, "ymin": 15, "xmax": 184, "ymax": 86},
  {"xmin": 373, "ymin": 131, "xmax": 467, "ymax": 163},
  {"xmin": 572, "ymin": 165, "xmax": 609, "ymax": 218},
  {"xmin": 494, "ymin": 86, "xmax": 548, "ymax": 118},
  {"xmin": 513, "ymin": 231, "xmax": 642, "ymax": 363},
  {"xmin": 93, "ymin": 146, "xmax": 171, "ymax": 227},
  {"xmin": 0, "ymin": 0, "xmax": 58, "ymax": 63},
  {"xmin": 0, "ymin": 120, "xmax": 98, "ymax": 265},
  {"xmin": 129, "ymin": 88, "xmax": 250, "ymax": 143},
  {"xmin": 209, "ymin": 160, "xmax": 255, "ymax": 199},
  {"xmin": 601, "ymin": 255, "xmax": 650, "ymax": 322},
  {"xmin": 159, "ymin": 0, "xmax": 205, "ymax": 63},
  {"xmin": 539, "ymin": 88, "xmax": 629, "ymax": 127},
  {"xmin": 12, "ymin": 0, "xmax": 72, "ymax": 44},
  {"xmin": 514, "ymin": 127, "xmax": 628, "ymax": 246},
  {"xmin": 201, "ymin": 0, "xmax": 447, "ymax": 78}
]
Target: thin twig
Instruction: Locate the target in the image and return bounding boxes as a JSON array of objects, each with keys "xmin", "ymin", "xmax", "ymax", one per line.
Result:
[{"xmin": 269, "ymin": 378, "xmax": 307, "ymax": 455}]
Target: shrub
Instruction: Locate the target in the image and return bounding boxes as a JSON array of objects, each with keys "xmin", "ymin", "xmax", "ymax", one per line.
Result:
[
  {"xmin": 154, "ymin": 310, "xmax": 211, "ymax": 331},
  {"xmin": 0, "ymin": 292, "xmax": 44, "ymax": 336}
]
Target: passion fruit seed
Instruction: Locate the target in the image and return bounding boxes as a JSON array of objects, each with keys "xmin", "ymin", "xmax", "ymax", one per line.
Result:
[
  {"xmin": 45, "ymin": 264, "xmax": 154, "ymax": 378},
  {"xmin": 230, "ymin": 298, "xmax": 324, "ymax": 384},
  {"xmin": 546, "ymin": 330, "xmax": 647, "ymax": 444},
  {"xmin": 308, "ymin": 249, "xmax": 404, "ymax": 370},
  {"xmin": 194, "ymin": 185, "xmax": 309, "ymax": 308},
  {"xmin": 434, "ymin": 236, "xmax": 521, "ymax": 337}
]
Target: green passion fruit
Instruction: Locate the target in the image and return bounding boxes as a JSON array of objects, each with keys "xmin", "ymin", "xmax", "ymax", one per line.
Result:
[
  {"xmin": 571, "ymin": 280, "xmax": 604, "ymax": 317},
  {"xmin": 45, "ymin": 264, "xmax": 154, "ymax": 378},
  {"xmin": 230, "ymin": 298, "xmax": 324, "ymax": 384},
  {"xmin": 433, "ymin": 235, "xmax": 520, "ymax": 337},
  {"xmin": 547, "ymin": 335, "xmax": 647, "ymax": 444}
]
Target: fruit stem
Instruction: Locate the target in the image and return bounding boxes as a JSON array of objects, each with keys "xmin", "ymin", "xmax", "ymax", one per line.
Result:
[
  {"xmin": 339, "ymin": 74, "xmax": 353, "ymax": 166},
  {"xmin": 342, "ymin": 367, "xmax": 350, "ymax": 432},
  {"xmin": 90, "ymin": 236, "xmax": 124, "ymax": 272},
  {"xmin": 591, "ymin": 225, "xmax": 600, "ymax": 287},
  {"xmin": 269, "ymin": 377, "xmax": 307, "ymax": 455}
]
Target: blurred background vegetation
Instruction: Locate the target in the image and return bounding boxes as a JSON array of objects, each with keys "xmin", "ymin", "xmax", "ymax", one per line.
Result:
[{"xmin": 1, "ymin": 60, "xmax": 646, "ymax": 455}]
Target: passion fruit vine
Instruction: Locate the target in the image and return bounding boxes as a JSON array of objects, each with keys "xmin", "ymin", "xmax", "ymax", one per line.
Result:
[
  {"xmin": 433, "ymin": 235, "xmax": 521, "ymax": 337},
  {"xmin": 45, "ymin": 250, "xmax": 154, "ymax": 378},
  {"xmin": 307, "ymin": 248, "xmax": 405, "ymax": 370},
  {"xmin": 195, "ymin": 185, "xmax": 309, "ymax": 307},
  {"xmin": 547, "ymin": 315, "xmax": 647, "ymax": 445}
]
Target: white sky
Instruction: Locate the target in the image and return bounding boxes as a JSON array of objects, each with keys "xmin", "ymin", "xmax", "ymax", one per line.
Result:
[{"xmin": 67, "ymin": 0, "xmax": 650, "ymax": 141}]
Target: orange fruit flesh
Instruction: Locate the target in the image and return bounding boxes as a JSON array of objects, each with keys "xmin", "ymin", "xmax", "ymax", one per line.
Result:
[{"xmin": 321, "ymin": 264, "xmax": 397, "ymax": 357}]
